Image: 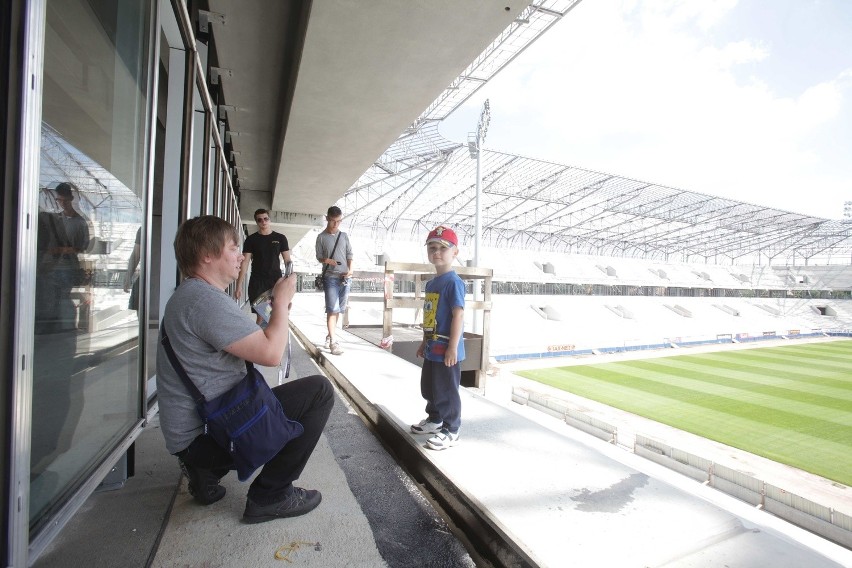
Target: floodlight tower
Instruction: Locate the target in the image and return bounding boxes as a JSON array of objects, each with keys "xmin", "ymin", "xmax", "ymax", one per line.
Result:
[
  {"xmin": 845, "ymin": 201, "xmax": 852, "ymax": 265},
  {"xmin": 468, "ymin": 99, "xmax": 490, "ymax": 333}
]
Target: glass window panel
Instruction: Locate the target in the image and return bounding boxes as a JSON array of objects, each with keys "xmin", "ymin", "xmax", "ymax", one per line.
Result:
[{"xmin": 31, "ymin": 0, "xmax": 151, "ymax": 531}]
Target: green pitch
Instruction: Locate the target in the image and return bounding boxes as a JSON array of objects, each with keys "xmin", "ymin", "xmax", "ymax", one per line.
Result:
[{"xmin": 517, "ymin": 340, "xmax": 852, "ymax": 486}]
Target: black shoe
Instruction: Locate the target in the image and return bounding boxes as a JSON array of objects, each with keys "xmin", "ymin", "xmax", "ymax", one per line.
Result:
[
  {"xmin": 178, "ymin": 459, "xmax": 225, "ymax": 505},
  {"xmin": 242, "ymin": 487, "xmax": 322, "ymax": 524}
]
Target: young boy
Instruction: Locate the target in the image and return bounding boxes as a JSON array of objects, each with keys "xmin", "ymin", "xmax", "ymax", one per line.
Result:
[{"xmin": 410, "ymin": 226, "xmax": 465, "ymax": 450}]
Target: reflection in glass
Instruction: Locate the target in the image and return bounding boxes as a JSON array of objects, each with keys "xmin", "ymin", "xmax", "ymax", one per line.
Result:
[
  {"xmin": 34, "ymin": 183, "xmax": 92, "ymax": 335},
  {"xmin": 31, "ymin": 0, "xmax": 151, "ymax": 532},
  {"xmin": 31, "ymin": 184, "xmax": 92, "ymax": 512},
  {"xmin": 125, "ymin": 227, "xmax": 142, "ymax": 314}
]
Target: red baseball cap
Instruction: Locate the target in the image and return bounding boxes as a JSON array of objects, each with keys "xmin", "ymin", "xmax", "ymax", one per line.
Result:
[{"xmin": 425, "ymin": 226, "xmax": 458, "ymax": 247}]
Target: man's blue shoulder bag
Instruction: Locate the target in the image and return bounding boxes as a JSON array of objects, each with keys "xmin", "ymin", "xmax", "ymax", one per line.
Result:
[{"xmin": 160, "ymin": 325, "xmax": 304, "ymax": 481}]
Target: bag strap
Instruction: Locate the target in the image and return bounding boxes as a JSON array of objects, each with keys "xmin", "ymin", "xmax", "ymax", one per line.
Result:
[
  {"xmin": 284, "ymin": 336, "xmax": 293, "ymax": 379},
  {"xmin": 161, "ymin": 324, "xmax": 263, "ymax": 404},
  {"xmin": 320, "ymin": 232, "xmax": 343, "ymax": 277},
  {"xmin": 160, "ymin": 324, "xmax": 207, "ymax": 405}
]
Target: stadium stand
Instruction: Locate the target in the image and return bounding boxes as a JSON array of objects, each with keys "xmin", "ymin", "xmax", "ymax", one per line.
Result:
[
  {"xmin": 744, "ymin": 265, "xmax": 791, "ymax": 289},
  {"xmin": 481, "ymin": 246, "xmax": 544, "ymax": 281},
  {"xmin": 797, "ymin": 265, "xmax": 852, "ymax": 290},
  {"xmin": 550, "ymin": 254, "xmax": 601, "ymax": 283},
  {"xmin": 292, "ymin": 234, "xmax": 852, "ymax": 362}
]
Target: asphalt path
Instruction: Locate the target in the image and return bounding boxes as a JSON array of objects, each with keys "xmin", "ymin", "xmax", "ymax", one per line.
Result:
[{"xmin": 289, "ymin": 337, "xmax": 475, "ymax": 568}]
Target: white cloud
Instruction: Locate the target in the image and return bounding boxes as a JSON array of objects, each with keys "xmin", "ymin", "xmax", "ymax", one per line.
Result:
[
  {"xmin": 794, "ymin": 80, "xmax": 843, "ymax": 128},
  {"xmin": 443, "ymin": 0, "xmax": 852, "ymax": 218},
  {"xmin": 653, "ymin": 0, "xmax": 739, "ymax": 31},
  {"xmin": 699, "ymin": 40, "xmax": 769, "ymax": 69}
]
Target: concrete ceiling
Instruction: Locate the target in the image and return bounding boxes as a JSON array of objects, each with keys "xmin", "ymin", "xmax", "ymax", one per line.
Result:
[{"xmin": 205, "ymin": 0, "xmax": 529, "ymax": 245}]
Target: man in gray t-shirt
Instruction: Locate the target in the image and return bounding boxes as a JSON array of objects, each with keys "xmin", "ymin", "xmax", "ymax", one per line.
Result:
[
  {"xmin": 157, "ymin": 216, "xmax": 333, "ymax": 523},
  {"xmin": 315, "ymin": 205, "xmax": 353, "ymax": 355}
]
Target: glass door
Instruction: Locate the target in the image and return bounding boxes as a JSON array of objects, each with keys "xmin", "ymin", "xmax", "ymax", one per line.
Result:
[{"xmin": 30, "ymin": 0, "xmax": 152, "ymax": 533}]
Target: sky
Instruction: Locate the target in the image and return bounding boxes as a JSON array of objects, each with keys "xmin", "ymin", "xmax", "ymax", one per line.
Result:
[{"xmin": 440, "ymin": 0, "xmax": 852, "ymax": 220}]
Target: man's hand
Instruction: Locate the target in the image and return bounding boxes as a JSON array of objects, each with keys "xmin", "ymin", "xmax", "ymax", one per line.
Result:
[
  {"xmin": 272, "ymin": 273, "xmax": 297, "ymax": 309},
  {"xmin": 235, "ymin": 252, "xmax": 251, "ymax": 301}
]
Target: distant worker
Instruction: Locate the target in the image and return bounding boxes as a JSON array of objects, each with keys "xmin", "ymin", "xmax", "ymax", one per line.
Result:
[
  {"xmin": 410, "ymin": 226, "xmax": 465, "ymax": 451},
  {"xmin": 315, "ymin": 206, "xmax": 353, "ymax": 355},
  {"xmin": 235, "ymin": 209, "xmax": 291, "ymax": 324}
]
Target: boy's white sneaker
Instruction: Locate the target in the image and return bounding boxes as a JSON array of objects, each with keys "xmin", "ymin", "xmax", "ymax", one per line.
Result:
[
  {"xmin": 410, "ymin": 419, "xmax": 443, "ymax": 434},
  {"xmin": 426, "ymin": 428, "xmax": 459, "ymax": 451}
]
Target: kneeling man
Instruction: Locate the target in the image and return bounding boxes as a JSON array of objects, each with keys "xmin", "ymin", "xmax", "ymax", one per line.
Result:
[{"xmin": 156, "ymin": 215, "xmax": 333, "ymax": 523}]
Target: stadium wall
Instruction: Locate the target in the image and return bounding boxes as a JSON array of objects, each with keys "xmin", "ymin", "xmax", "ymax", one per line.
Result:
[
  {"xmin": 506, "ymin": 393, "xmax": 852, "ymax": 549},
  {"xmin": 487, "ymin": 295, "xmax": 852, "ymax": 362}
]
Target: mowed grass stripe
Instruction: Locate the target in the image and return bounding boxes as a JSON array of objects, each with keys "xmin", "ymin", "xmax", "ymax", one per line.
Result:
[
  {"xmin": 639, "ymin": 342, "xmax": 852, "ymax": 396},
  {"xmin": 745, "ymin": 342, "xmax": 852, "ymax": 366},
  {"xmin": 610, "ymin": 359, "xmax": 838, "ymax": 410},
  {"xmin": 629, "ymin": 359, "xmax": 852, "ymax": 412},
  {"xmin": 688, "ymin": 341, "xmax": 852, "ymax": 372},
  {"xmin": 618, "ymin": 361, "xmax": 852, "ymax": 427},
  {"xmin": 612, "ymin": 365, "xmax": 852, "ymax": 429},
  {"xmin": 531, "ymin": 364, "xmax": 852, "ymax": 445},
  {"xmin": 682, "ymin": 351, "xmax": 852, "ymax": 393},
  {"xmin": 662, "ymin": 355, "xmax": 852, "ymax": 399},
  {"xmin": 758, "ymin": 340, "xmax": 852, "ymax": 359},
  {"xmin": 747, "ymin": 349, "xmax": 852, "ymax": 367},
  {"xmin": 684, "ymin": 357, "xmax": 852, "ymax": 394},
  {"xmin": 518, "ymin": 340, "xmax": 852, "ymax": 485},
  {"xmin": 704, "ymin": 347, "xmax": 852, "ymax": 387},
  {"xmin": 735, "ymin": 340, "xmax": 852, "ymax": 358}
]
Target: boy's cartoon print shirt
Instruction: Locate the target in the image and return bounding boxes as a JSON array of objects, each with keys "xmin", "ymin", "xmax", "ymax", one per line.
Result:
[{"xmin": 422, "ymin": 270, "xmax": 466, "ymax": 363}]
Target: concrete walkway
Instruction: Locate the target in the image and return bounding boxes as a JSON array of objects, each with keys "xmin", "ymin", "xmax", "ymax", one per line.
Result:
[
  {"xmin": 35, "ymin": 296, "xmax": 852, "ymax": 567},
  {"xmin": 35, "ymin": 304, "xmax": 473, "ymax": 568},
  {"xmin": 148, "ymin": 321, "xmax": 473, "ymax": 568},
  {"xmin": 284, "ymin": 296, "xmax": 852, "ymax": 567}
]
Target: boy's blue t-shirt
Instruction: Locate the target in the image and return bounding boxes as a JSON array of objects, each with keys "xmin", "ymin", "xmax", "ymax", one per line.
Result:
[{"xmin": 422, "ymin": 270, "xmax": 465, "ymax": 363}]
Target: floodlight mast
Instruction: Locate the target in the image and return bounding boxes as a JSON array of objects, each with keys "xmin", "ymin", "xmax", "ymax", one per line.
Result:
[{"xmin": 469, "ymin": 99, "xmax": 490, "ymax": 333}]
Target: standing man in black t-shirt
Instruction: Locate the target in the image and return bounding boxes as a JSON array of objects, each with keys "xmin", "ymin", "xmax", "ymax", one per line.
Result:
[{"xmin": 235, "ymin": 209, "xmax": 291, "ymax": 324}]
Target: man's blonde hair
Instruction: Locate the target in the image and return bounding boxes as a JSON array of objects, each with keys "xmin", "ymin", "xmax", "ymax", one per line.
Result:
[{"xmin": 174, "ymin": 216, "xmax": 239, "ymax": 277}]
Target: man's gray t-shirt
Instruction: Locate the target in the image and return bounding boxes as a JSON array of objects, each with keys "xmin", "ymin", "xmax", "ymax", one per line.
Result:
[
  {"xmin": 156, "ymin": 278, "xmax": 259, "ymax": 454},
  {"xmin": 315, "ymin": 230, "xmax": 352, "ymax": 277}
]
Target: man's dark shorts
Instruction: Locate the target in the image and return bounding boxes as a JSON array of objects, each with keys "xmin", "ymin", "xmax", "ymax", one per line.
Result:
[{"xmin": 248, "ymin": 275, "xmax": 280, "ymax": 312}]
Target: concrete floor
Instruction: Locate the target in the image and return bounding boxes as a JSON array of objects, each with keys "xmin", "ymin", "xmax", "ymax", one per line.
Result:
[
  {"xmin": 34, "ymin": 324, "xmax": 473, "ymax": 568},
  {"xmin": 32, "ymin": 295, "xmax": 852, "ymax": 567}
]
